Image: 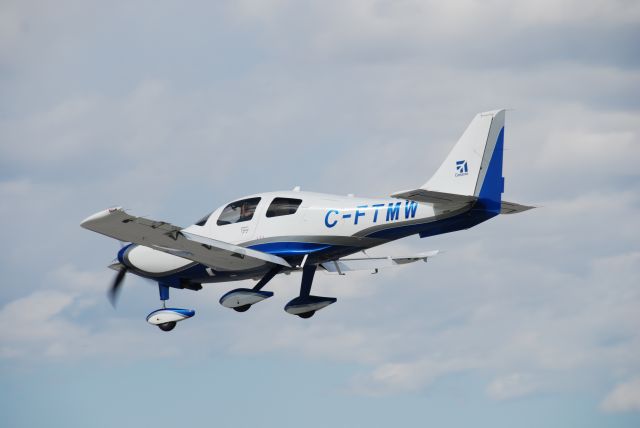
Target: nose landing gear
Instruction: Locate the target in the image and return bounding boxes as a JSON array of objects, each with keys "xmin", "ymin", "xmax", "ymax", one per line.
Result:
[{"xmin": 146, "ymin": 284, "xmax": 195, "ymax": 332}]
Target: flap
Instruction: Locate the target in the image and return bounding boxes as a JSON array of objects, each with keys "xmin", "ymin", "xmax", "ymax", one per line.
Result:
[{"xmin": 320, "ymin": 251, "xmax": 439, "ymax": 274}]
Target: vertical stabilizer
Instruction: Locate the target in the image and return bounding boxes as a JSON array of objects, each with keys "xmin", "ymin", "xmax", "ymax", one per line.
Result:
[{"xmin": 422, "ymin": 109, "xmax": 505, "ymax": 212}]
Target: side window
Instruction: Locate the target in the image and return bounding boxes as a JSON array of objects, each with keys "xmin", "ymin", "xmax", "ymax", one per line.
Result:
[
  {"xmin": 217, "ymin": 197, "xmax": 261, "ymax": 226},
  {"xmin": 266, "ymin": 197, "xmax": 302, "ymax": 218}
]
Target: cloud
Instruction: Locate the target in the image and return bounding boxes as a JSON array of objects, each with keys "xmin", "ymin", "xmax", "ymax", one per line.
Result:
[
  {"xmin": 0, "ymin": 1, "xmax": 639, "ymax": 420},
  {"xmin": 537, "ymin": 120, "xmax": 639, "ymax": 175},
  {"xmin": 486, "ymin": 373, "xmax": 540, "ymax": 401},
  {"xmin": 350, "ymin": 357, "xmax": 478, "ymax": 396},
  {"xmin": 0, "ymin": 290, "xmax": 82, "ymax": 358},
  {"xmin": 0, "ymin": 264, "xmax": 195, "ymax": 362},
  {"xmin": 228, "ymin": 0, "xmax": 640, "ymax": 68},
  {"xmin": 601, "ymin": 377, "xmax": 640, "ymax": 412}
]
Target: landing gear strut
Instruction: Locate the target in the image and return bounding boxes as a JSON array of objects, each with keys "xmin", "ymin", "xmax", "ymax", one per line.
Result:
[{"xmin": 284, "ymin": 264, "xmax": 337, "ymax": 318}]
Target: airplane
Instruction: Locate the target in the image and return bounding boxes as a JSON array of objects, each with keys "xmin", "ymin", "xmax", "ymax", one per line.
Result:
[{"xmin": 81, "ymin": 109, "xmax": 533, "ymax": 331}]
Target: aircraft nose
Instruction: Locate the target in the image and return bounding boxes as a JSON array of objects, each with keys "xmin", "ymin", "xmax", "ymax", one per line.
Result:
[{"xmin": 117, "ymin": 243, "xmax": 134, "ymax": 265}]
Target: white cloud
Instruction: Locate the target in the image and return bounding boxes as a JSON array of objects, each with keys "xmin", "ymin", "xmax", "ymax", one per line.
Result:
[
  {"xmin": 226, "ymin": 0, "xmax": 640, "ymax": 67},
  {"xmin": 505, "ymin": 0, "xmax": 640, "ymax": 25},
  {"xmin": 601, "ymin": 377, "xmax": 640, "ymax": 412},
  {"xmin": 0, "ymin": 0, "xmax": 639, "ymax": 418},
  {"xmin": 538, "ymin": 127, "xmax": 638, "ymax": 173},
  {"xmin": 350, "ymin": 357, "xmax": 479, "ymax": 396},
  {"xmin": 48, "ymin": 263, "xmax": 110, "ymax": 294},
  {"xmin": 228, "ymin": 0, "xmax": 291, "ymax": 22},
  {"xmin": 487, "ymin": 373, "xmax": 540, "ymax": 400},
  {"xmin": 231, "ymin": 0, "xmax": 640, "ymax": 36},
  {"xmin": 0, "ymin": 263, "xmax": 182, "ymax": 361},
  {"xmin": 0, "ymin": 290, "xmax": 81, "ymax": 358}
]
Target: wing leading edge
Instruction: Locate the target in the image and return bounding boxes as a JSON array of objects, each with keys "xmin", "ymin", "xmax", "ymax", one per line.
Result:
[{"xmin": 80, "ymin": 207, "xmax": 291, "ymax": 271}]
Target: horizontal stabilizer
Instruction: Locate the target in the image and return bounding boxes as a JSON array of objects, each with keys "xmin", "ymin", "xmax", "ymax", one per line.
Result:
[
  {"xmin": 392, "ymin": 190, "xmax": 534, "ymax": 216},
  {"xmin": 500, "ymin": 201, "xmax": 535, "ymax": 214},
  {"xmin": 80, "ymin": 207, "xmax": 291, "ymax": 271},
  {"xmin": 321, "ymin": 251, "xmax": 439, "ymax": 274},
  {"xmin": 391, "ymin": 188, "xmax": 477, "ymax": 205}
]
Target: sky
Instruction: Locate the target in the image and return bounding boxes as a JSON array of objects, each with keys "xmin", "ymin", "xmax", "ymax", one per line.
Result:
[{"xmin": 1, "ymin": 0, "xmax": 639, "ymax": 426}]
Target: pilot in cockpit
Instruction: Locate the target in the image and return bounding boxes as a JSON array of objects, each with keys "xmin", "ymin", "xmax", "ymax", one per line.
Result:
[{"xmin": 239, "ymin": 201, "xmax": 256, "ymax": 221}]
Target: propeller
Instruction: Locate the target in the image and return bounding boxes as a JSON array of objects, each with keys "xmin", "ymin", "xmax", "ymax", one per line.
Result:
[
  {"xmin": 108, "ymin": 266, "xmax": 128, "ymax": 307},
  {"xmin": 108, "ymin": 241, "xmax": 132, "ymax": 307}
]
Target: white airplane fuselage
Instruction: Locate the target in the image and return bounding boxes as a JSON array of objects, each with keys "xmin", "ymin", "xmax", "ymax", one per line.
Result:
[{"xmin": 120, "ymin": 189, "xmax": 480, "ymax": 285}]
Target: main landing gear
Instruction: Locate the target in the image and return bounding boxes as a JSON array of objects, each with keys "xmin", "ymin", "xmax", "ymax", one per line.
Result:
[
  {"xmin": 284, "ymin": 264, "xmax": 336, "ymax": 319},
  {"xmin": 219, "ymin": 267, "xmax": 281, "ymax": 312},
  {"xmin": 220, "ymin": 264, "xmax": 337, "ymax": 318},
  {"xmin": 146, "ymin": 284, "xmax": 195, "ymax": 332}
]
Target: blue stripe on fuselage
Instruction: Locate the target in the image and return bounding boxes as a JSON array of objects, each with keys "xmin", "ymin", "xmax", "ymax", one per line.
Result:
[
  {"xmin": 248, "ymin": 241, "xmax": 333, "ymax": 256},
  {"xmin": 365, "ymin": 208, "xmax": 497, "ymax": 240}
]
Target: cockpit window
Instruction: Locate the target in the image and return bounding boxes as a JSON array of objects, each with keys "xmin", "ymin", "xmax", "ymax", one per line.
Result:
[
  {"xmin": 217, "ymin": 197, "xmax": 261, "ymax": 226},
  {"xmin": 195, "ymin": 212, "xmax": 213, "ymax": 226},
  {"xmin": 266, "ymin": 197, "xmax": 302, "ymax": 218}
]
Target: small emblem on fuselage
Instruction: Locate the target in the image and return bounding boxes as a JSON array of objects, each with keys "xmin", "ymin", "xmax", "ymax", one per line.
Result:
[{"xmin": 455, "ymin": 160, "xmax": 468, "ymax": 177}]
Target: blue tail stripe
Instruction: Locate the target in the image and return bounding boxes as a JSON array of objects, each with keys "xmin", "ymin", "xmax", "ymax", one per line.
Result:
[
  {"xmin": 476, "ymin": 127, "xmax": 504, "ymax": 213},
  {"xmin": 248, "ymin": 241, "xmax": 332, "ymax": 256}
]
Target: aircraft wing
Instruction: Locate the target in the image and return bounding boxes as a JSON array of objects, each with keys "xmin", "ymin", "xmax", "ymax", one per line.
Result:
[
  {"xmin": 320, "ymin": 251, "xmax": 439, "ymax": 274},
  {"xmin": 80, "ymin": 207, "xmax": 292, "ymax": 271}
]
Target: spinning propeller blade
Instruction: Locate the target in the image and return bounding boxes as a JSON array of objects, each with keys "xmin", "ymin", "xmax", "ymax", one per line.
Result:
[{"xmin": 108, "ymin": 267, "xmax": 128, "ymax": 307}]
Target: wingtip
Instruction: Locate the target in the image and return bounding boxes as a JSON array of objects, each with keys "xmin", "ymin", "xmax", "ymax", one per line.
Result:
[{"xmin": 80, "ymin": 206, "xmax": 123, "ymax": 228}]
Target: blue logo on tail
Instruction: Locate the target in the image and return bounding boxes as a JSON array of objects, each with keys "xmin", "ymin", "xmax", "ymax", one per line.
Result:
[{"xmin": 455, "ymin": 160, "xmax": 468, "ymax": 177}]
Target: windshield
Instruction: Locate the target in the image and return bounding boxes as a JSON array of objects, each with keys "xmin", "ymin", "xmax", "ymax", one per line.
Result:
[{"xmin": 194, "ymin": 212, "xmax": 213, "ymax": 226}]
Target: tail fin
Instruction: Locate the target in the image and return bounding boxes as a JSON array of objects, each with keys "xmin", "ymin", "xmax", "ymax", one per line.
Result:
[
  {"xmin": 391, "ymin": 109, "xmax": 534, "ymax": 216},
  {"xmin": 422, "ymin": 109, "xmax": 505, "ymax": 212}
]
